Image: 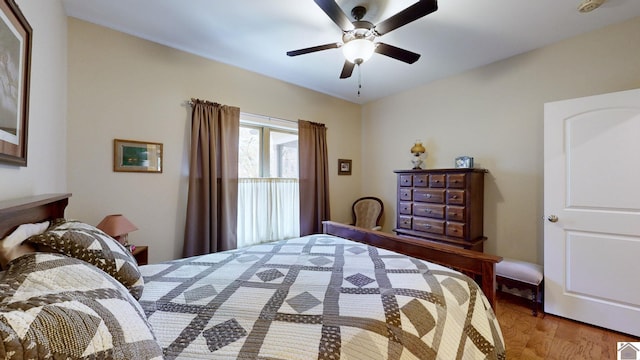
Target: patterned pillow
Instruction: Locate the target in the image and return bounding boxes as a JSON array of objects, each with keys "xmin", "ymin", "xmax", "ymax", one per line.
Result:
[
  {"xmin": 25, "ymin": 219, "xmax": 144, "ymax": 299},
  {"xmin": 0, "ymin": 253, "xmax": 163, "ymax": 359},
  {"xmin": 0, "ymin": 221, "xmax": 48, "ymax": 269}
]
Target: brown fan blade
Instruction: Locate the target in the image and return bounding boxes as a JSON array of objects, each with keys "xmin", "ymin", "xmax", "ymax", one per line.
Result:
[
  {"xmin": 339, "ymin": 61, "xmax": 355, "ymax": 79},
  {"xmin": 314, "ymin": 0, "xmax": 355, "ymax": 31},
  {"xmin": 375, "ymin": 43, "xmax": 420, "ymax": 64},
  {"xmin": 287, "ymin": 43, "xmax": 340, "ymax": 57},
  {"xmin": 374, "ymin": 0, "xmax": 438, "ymax": 36}
]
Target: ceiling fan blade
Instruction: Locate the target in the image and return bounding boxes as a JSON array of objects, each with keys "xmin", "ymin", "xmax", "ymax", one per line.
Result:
[
  {"xmin": 375, "ymin": 43, "xmax": 421, "ymax": 64},
  {"xmin": 374, "ymin": 0, "xmax": 438, "ymax": 36},
  {"xmin": 314, "ymin": 0, "xmax": 355, "ymax": 31},
  {"xmin": 287, "ymin": 43, "xmax": 340, "ymax": 57},
  {"xmin": 339, "ymin": 61, "xmax": 355, "ymax": 79}
]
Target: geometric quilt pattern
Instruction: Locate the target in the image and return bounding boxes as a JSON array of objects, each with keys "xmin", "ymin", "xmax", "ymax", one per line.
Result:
[
  {"xmin": 0, "ymin": 253, "xmax": 163, "ymax": 359},
  {"xmin": 24, "ymin": 219, "xmax": 144, "ymax": 299},
  {"xmin": 139, "ymin": 235, "xmax": 506, "ymax": 359}
]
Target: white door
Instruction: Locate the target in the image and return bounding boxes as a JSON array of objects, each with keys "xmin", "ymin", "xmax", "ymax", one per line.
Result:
[{"xmin": 544, "ymin": 88, "xmax": 640, "ymax": 336}]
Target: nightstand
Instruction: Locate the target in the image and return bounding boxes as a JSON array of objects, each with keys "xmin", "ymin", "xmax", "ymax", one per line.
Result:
[{"xmin": 131, "ymin": 246, "xmax": 148, "ymax": 265}]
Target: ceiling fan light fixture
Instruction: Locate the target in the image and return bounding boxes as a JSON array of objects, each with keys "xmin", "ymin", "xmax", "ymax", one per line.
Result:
[{"xmin": 342, "ymin": 38, "xmax": 375, "ymax": 64}]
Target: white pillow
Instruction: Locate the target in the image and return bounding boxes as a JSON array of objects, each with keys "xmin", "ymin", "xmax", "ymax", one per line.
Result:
[{"xmin": 0, "ymin": 221, "xmax": 49, "ymax": 268}]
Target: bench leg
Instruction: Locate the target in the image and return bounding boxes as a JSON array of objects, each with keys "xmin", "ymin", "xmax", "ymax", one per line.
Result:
[{"xmin": 531, "ymin": 287, "xmax": 538, "ymax": 316}]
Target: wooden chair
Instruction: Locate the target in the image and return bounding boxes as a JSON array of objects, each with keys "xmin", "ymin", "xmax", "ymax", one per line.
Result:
[{"xmin": 352, "ymin": 197, "xmax": 384, "ymax": 231}]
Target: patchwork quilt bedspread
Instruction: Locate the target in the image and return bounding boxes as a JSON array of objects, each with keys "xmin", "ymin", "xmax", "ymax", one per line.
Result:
[{"xmin": 139, "ymin": 234, "xmax": 505, "ymax": 359}]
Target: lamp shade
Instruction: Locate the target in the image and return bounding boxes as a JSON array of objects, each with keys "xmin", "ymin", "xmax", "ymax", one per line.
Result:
[
  {"xmin": 96, "ymin": 214, "xmax": 138, "ymax": 239},
  {"xmin": 411, "ymin": 141, "xmax": 426, "ymax": 155},
  {"xmin": 342, "ymin": 39, "xmax": 375, "ymax": 64}
]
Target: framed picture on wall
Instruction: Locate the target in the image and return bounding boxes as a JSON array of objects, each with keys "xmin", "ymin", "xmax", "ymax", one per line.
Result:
[
  {"xmin": 338, "ymin": 159, "xmax": 352, "ymax": 175},
  {"xmin": 113, "ymin": 139, "xmax": 163, "ymax": 173},
  {"xmin": 0, "ymin": 0, "xmax": 32, "ymax": 166}
]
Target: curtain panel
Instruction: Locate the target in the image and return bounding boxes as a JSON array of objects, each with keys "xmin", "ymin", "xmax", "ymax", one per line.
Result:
[
  {"xmin": 183, "ymin": 99, "xmax": 240, "ymax": 257},
  {"xmin": 237, "ymin": 178, "xmax": 300, "ymax": 248},
  {"xmin": 298, "ymin": 120, "xmax": 330, "ymax": 236}
]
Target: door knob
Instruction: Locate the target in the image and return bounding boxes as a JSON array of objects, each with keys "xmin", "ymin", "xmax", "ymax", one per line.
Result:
[{"xmin": 547, "ymin": 215, "xmax": 559, "ymax": 223}]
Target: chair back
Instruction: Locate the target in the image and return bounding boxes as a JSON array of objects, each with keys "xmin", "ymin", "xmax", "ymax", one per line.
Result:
[{"xmin": 352, "ymin": 197, "xmax": 384, "ymax": 230}]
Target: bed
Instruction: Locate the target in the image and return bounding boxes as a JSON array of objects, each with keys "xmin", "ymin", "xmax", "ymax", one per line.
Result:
[{"xmin": 0, "ymin": 194, "xmax": 505, "ymax": 359}]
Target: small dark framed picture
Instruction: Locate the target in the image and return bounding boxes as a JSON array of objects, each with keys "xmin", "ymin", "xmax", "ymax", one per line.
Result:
[
  {"xmin": 455, "ymin": 156, "xmax": 474, "ymax": 169},
  {"xmin": 338, "ymin": 159, "xmax": 352, "ymax": 175}
]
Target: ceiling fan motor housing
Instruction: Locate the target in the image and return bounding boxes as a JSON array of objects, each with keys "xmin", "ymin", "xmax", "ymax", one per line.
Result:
[{"xmin": 351, "ymin": 6, "xmax": 367, "ymax": 21}]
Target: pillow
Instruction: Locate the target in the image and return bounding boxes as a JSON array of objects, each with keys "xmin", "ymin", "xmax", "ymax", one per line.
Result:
[
  {"xmin": 0, "ymin": 253, "xmax": 163, "ymax": 359},
  {"xmin": 0, "ymin": 221, "xmax": 49, "ymax": 269},
  {"xmin": 25, "ymin": 219, "xmax": 144, "ymax": 299}
]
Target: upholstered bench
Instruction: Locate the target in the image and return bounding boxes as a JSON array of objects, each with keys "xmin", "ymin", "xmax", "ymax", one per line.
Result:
[{"xmin": 496, "ymin": 258, "xmax": 544, "ymax": 316}]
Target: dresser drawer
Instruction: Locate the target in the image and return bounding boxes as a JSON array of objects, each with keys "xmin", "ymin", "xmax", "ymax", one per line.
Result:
[
  {"xmin": 398, "ymin": 202, "xmax": 413, "ymax": 215},
  {"xmin": 446, "ymin": 190, "xmax": 465, "ymax": 205},
  {"xmin": 446, "ymin": 206, "xmax": 465, "ymax": 222},
  {"xmin": 398, "ymin": 215, "xmax": 412, "ymax": 229},
  {"xmin": 446, "ymin": 222, "xmax": 466, "ymax": 238},
  {"xmin": 413, "ymin": 174, "xmax": 428, "ymax": 187},
  {"xmin": 413, "ymin": 218, "xmax": 445, "ymax": 235},
  {"xmin": 447, "ymin": 174, "xmax": 466, "ymax": 189},
  {"xmin": 429, "ymin": 174, "xmax": 446, "ymax": 188},
  {"xmin": 414, "ymin": 203, "xmax": 445, "ymax": 219},
  {"xmin": 399, "ymin": 175, "xmax": 413, "ymax": 187},
  {"xmin": 399, "ymin": 188, "xmax": 412, "ymax": 201},
  {"xmin": 414, "ymin": 189, "xmax": 445, "ymax": 203}
]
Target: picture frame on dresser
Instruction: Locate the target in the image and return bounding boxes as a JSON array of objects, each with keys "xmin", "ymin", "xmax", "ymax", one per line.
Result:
[
  {"xmin": 0, "ymin": 0, "xmax": 32, "ymax": 166},
  {"xmin": 455, "ymin": 156, "xmax": 474, "ymax": 169}
]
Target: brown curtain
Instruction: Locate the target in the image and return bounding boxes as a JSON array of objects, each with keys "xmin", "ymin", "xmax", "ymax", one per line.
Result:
[
  {"xmin": 298, "ymin": 120, "xmax": 330, "ymax": 236},
  {"xmin": 183, "ymin": 99, "xmax": 240, "ymax": 257}
]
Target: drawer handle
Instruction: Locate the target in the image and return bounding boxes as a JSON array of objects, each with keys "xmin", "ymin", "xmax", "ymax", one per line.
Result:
[
  {"xmin": 451, "ymin": 195, "xmax": 458, "ymax": 199},
  {"xmin": 454, "ymin": 180, "xmax": 459, "ymax": 183},
  {"xmin": 435, "ymin": 180, "xmax": 440, "ymax": 183},
  {"xmin": 451, "ymin": 228, "xmax": 457, "ymax": 232},
  {"xmin": 427, "ymin": 210, "xmax": 432, "ymax": 213},
  {"xmin": 426, "ymin": 194, "xmax": 432, "ymax": 198},
  {"xmin": 425, "ymin": 224, "xmax": 431, "ymax": 229}
]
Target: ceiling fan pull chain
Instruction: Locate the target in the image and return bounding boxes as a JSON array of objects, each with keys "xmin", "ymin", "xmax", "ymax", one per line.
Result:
[{"xmin": 357, "ymin": 64, "xmax": 362, "ymax": 97}]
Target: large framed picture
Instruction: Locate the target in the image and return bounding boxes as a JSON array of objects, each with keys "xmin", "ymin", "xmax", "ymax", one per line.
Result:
[
  {"xmin": 0, "ymin": 0, "xmax": 32, "ymax": 166},
  {"xmin": 113, "ymin": 139, "xmax": 163, "ymax": 173}
]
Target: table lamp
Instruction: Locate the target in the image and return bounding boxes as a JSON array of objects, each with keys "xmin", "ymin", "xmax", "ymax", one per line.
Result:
[
  {"xmin": 97, "ymin": 214, "xmax": 138, "ymax": 245},
  {"xmin": 410, "ymin": 140, "xmax": 426, "ymax": 169}
]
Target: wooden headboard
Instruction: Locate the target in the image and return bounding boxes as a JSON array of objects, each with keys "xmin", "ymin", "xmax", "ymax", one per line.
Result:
[{"xmin": 0, "ymin": 193, "xmax": 71, "ymax": 239}]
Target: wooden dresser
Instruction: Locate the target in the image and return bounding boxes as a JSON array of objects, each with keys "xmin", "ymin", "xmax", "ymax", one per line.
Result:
[{"xmin": 393, "ymin": 168, "xmax": 487, "ymax": 251}]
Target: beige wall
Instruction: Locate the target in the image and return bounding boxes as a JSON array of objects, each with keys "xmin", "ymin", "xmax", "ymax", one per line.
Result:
[
  {"xmin": 67, "ymin": 18, "xmax": 362, "ymax": 263},
  {"xmin": 11, "ymin": 8, "xmax": 637, "ymax": 266},
  {"xmin": 0, "ymin": 1, "xmax": 67, "ymax": 200},
  {"xmin": 362, "ymin": 16, "xmax": 640, "ymax": 264}
]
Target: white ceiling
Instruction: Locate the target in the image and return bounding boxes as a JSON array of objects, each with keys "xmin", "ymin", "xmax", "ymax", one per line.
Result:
[{"xmin": 62, "ymin": 0, "xmax": 640, "ymax": 104}]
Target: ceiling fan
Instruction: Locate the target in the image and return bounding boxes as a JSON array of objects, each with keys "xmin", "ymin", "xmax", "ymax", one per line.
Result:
[{"xmin": 287, "ymin": 0, "xmax": 438, "ymax": 79}]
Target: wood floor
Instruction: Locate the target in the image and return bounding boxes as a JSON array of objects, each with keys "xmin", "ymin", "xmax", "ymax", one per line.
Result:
[{"xmin": 495, "ymin": 292, "xmax": 639, "ymax": 359}]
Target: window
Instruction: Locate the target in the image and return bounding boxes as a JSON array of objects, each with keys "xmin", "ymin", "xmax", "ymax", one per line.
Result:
[
  {"xmin": 238, "ymin": 124, "xmax": 298, "ymax": 178},
  {"xmin": 237, "ymin": 114, "xmax": 300, "ymax": 247}
]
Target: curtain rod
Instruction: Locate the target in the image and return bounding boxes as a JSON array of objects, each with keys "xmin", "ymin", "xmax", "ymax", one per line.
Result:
[
  {"xmin": 185, "ymin": 100, "xmax": 297, "ymax": 125},
  {"xmin": 241, "ymin": 112, "xmax": 298, "ymax": 125}
]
